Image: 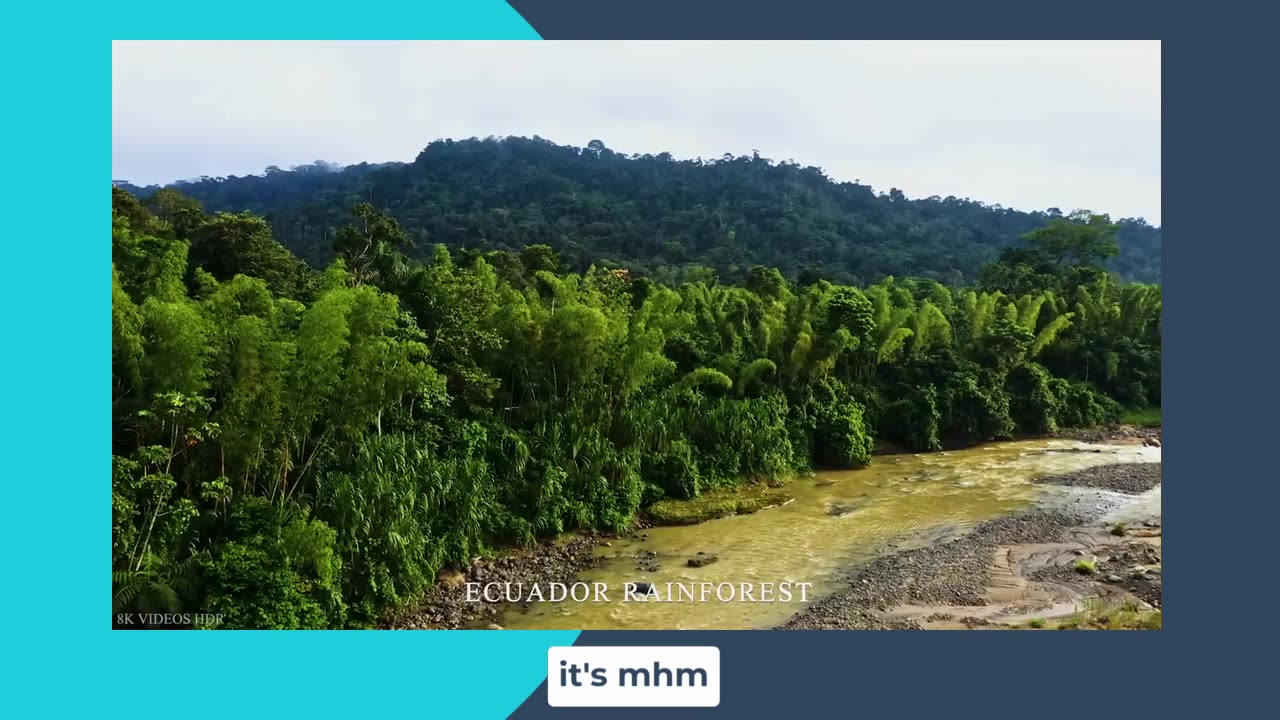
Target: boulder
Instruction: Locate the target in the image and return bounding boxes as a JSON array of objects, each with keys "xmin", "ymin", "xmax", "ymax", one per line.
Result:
[
  {"xmin": 687, "ymin": 552, "xmax": 719, "ymax": 568},
  {"xmin": 436, "ymin": 569, "xmax": 466, "ymax": 589},
  {"xmin": 826, "ymin": 501, "xmax": 864, "ymax": 517}
]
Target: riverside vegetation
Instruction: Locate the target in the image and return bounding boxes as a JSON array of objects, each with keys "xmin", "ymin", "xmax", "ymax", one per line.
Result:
[{"xmin": 111, "ymin": 141, "xmax": 1161, "ymax": 628}]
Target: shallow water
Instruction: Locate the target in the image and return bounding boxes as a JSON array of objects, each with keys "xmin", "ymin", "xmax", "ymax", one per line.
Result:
[{"xmin": 499, "ymin": 439, "xmax": 1160, "ymax": 630}]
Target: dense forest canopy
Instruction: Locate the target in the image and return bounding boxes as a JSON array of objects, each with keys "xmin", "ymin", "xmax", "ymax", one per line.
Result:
[
  {"xmin": 114, "ymin": 135, "xmax": 1161, "ymax": 287},
  {"xmin": 111, "ymin": 140, "xmax": 1161, "ymax": 628}
]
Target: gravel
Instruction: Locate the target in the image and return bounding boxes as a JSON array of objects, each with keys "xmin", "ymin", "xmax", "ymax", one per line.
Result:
[
  {"xmin": 778, "ymin": 512, "xmax": 1084, "ymax": 629},
  {"xmin": 387, "ymin": 459, "xmax": 1162, "ymax": 631},
  {"xmin": 383, "ymin": 535, "xmax": 606, "ymax": 630},
  {"xmin": 1055, "ymin": 425, "xmax": 1162, "ymax": 444},
  {"xmin": 1033, "ymin": 462, "xmax": 1162, "ymax": 494},
  {"xmin": 1033, "ymin": 541, "xmax": 1162, "ymax": 608},
  {"xmin": 781, "ymin": 462, "xmax": 1164, "ymax": 629}
]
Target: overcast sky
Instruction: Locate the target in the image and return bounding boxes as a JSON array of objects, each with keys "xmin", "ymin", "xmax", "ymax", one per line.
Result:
[{"xmin": 113, "ymin": 41, "xmax": 1161, "ymax": 224}]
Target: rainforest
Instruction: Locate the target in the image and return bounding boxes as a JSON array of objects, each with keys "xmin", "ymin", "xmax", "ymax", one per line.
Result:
[
  {"xmin": 113, "ymin": 136, "xmax": 1162, "ymax": 287},
  {"xmin": 111, "ymin": 141, "xmax": 1161, "ymax": 630}
]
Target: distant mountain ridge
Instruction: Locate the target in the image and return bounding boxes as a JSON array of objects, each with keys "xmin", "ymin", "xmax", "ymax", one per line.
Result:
[{"xmin": 115, "ymin": 135, "xmax": 1161, "ymax": 286}]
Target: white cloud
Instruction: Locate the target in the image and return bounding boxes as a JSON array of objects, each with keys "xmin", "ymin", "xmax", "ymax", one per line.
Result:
[{"xmin": 113, "ymin": 40, "xmax": 1161, "ymax": 224}]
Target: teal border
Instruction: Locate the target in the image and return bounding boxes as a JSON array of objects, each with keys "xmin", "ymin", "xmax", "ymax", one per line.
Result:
[{"xmin": 7, "ymin": 3, "xmax": 569, "ymax": 720}]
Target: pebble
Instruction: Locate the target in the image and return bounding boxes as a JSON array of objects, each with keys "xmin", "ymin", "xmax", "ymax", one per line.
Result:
[
  {"xmin": 1033, "ymin": 463, "xmax": 1161, "ymax": 494},
  {"xmin": 781, "ymin": 511, "xmax": 1085, "ymax": 630},
  {"xmin": 384, "ymin": 535, "xmax": 605, "ymax": 630}
]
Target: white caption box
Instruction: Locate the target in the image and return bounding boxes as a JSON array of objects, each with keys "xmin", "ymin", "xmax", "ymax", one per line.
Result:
[{"xmin": 547, "ymin": 646, "xmax": 721, "ymax": 707}]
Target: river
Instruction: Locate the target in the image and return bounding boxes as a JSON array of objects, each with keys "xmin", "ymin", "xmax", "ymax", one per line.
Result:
[{"xmin": 497, "ymin": 438, "xmax": 1160, "ymax": 630}]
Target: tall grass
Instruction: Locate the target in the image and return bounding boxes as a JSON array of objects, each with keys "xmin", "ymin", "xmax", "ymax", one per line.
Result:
[{"xmin": 1121, "ymin": 406, "xmax": 1162, "ymax": 427}]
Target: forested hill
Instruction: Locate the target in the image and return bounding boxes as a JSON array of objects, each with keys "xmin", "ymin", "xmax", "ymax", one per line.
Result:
[{"xmin": 115, "ymin": 136, "xmax": 1161, "ymax": 286}]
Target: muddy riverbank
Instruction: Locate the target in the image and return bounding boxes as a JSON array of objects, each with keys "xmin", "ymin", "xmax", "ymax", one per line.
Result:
[
  {"xmin": 1032, "ymin": 538, "xmax": 1162, "ymax": 610},
  {"xmin": 781, "ymin": 461, "xmax": 1162, "ymax": 630}
]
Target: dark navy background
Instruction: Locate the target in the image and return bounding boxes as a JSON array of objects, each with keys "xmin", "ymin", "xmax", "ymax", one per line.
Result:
[
  {"xmin": 511, "ymin": 0, "xmax": 1175, "ymax": 39},
  {"xmin": 503, "ymin": 0, "xmax": 1273, "ymax": 717}
]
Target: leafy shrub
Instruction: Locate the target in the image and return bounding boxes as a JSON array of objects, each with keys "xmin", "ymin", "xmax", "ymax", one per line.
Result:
[
  {"xmin": 1053, "ymin": 379, "xmax": 1123, "ymax": 428},
  {"xmin": 795, "ymin": 377, "xmax": 873, "ymax": 468},
  {"xmin": 881, "ymin": 384, "xmax": 942, "ymax": 452},
  {"xmin": 202, "ymin": 498, "xmax": 346, "ymax": 629},
  {"xmin": 1007, "ymin": 362, "xmax": 1061, "ymax": 435},
  {"xmin": 685, "ymin": 393, "xmax": 798, "ymax": 486},
  {"xmin": 943, "ymin": 366, "xmax": 1015, "ymax": 442},
  {"xmin": 316, "ymin": 433, "xmax": 497, "ymax": 625},
  {"xmin": 644, "ymin": 438, "xmax": 703, "ymax": 500}
]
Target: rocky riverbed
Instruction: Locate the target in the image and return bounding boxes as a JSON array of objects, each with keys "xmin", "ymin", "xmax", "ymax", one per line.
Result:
[
  {"xmin": 1032, "ymin": 462, "xmax": 1162, "ymax": 494},
  {"xmin": 780, "ymin": 461, "xmax": 1162, "ymax": 630},
  {"xmin": 778, "ymin": 512, "xmax": 1085, "ymax": 629},
  {"xmin": 383, "ymin": 535, "xmax": 609, "ymax": 630},
  {"xmin": 1055, "ymin": 424, "xmax": 1161, "ymax": 445},
  {"xmin": 384, "ymin": 435, "xmax": 1161, "ymax": 631},
  {"xmin": 1032, "ymin": 537, "xmax": 1162, "ymax": 610}
]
